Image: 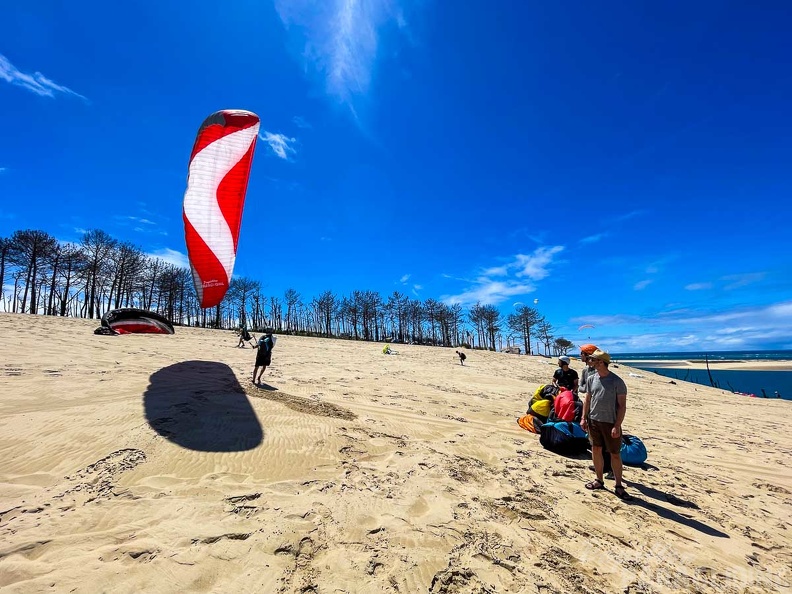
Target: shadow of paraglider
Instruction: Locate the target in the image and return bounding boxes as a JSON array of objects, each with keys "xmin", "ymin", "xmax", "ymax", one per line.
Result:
[{"xmin": 143, "ymin": 360, "xmax": 263, "ymax": 452}]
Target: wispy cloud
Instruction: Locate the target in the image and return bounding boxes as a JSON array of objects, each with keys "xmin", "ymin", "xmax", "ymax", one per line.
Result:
[
  {"xmin": 260, "ymin": 131, "xmax": 297, "ymax": 160},
  {"xmin": 127, "ymin": 216, "xmax": 155, "ymax": 225},
  {"xmin": 147, "ymin": 248, "xmax": 189, "ymax": 269},
  {"xmin": 442, "ymin": 246, "xmax": 564, "ymax": 306},
  {"xmin": 0, "ymin": 53, "xmax": 87, "ymax": 101},
  {"xmin": 612, "ymin": 209, "xmax": 647, "ymax": 224},
  {"xmin": 293, "ymin": 116, "xmax": 312, "ymax": 129},
  {"xmin": 571, "ymin": 300, "xmax": 792, "ymax": 352},
  {"xmin": 0, "ymin": 167, "xmax": 7, "ymax": 174},
  {"xmin": 399, "ymin": 274, "xmax": 410, "ymax": 283},
  {"xmin": 634, "ymin": 279, "xmax": 652, "ymax": 290},
  {"xmin": 722, "ymin": 272, "xmax": 765, "ymax": 290},
  {"xmin": 685, "ymin": 282, "xmax": 713, "ymax": 291},
  {"xmin": 275, "ymin": 0, "xmax": 411, "ymax": 110},
  {"xmin": 579, "ymin": 232, "xmax": 607, "ymax": 244}
]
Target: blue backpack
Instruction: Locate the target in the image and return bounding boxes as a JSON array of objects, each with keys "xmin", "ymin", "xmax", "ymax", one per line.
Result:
[
  {"xmin": 620, "ymin": 434, "xmax": 648, "ymax": 466},
  {"xmin": 539, "ymin": 421, "xmax": 590, "ymax": 456}
]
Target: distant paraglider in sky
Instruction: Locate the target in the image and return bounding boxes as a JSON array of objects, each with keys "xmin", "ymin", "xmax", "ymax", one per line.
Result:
[
  {"xmin": 533, "ymin": 298, "xmax": 539, "ymax": 305},
  {"xmin": 183, "ymin": 109, "xmax": 260, "ymax": 309},
  {"xmin": 578, "ymin": 324, "xmax": 595, "ymax": 331}
]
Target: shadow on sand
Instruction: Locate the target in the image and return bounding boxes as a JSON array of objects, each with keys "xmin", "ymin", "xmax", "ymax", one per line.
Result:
[
  {"xmin": 144, "ymin": 360, "xmax": 263, "ymax": 452},
  {"xmin": 623, "ymin": 480, "xmax": 729, "ymax": 538}
]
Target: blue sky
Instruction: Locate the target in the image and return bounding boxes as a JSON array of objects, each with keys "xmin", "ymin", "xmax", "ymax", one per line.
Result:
[{"xmin": 2, "ymin": 0, "xmax": 791, "ymax": 353}]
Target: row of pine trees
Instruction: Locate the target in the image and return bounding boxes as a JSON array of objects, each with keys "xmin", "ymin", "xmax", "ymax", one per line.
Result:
[{"xmin": 0, "ymin": 228, "xmax": 574, "ymax": 355}]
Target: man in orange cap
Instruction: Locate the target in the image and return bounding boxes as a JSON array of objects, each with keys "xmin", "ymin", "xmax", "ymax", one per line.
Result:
[{"xmin": 579, "ymin": 344, "xmax": 598, "ymax": 392}]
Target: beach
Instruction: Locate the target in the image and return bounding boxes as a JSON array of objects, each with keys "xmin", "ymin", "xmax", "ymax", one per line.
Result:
[{"xmin": 1, "ymin": 312, "xmax": 791, "ymax": 593}]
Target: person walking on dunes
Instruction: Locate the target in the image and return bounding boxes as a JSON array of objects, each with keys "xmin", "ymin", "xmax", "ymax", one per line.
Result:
[
  {"xmin": 237, "ymin": 325, "xmax": 255, "ymax": 348},
  {"xmin": 253, "ymin": 330, "xmax": 275, "ymax": 384},
  {"xmin": 580, "ymin": 349, "xmax": 632, "ymax": 501},
  {"xmin": 456, "ymin": 350, "xmax": 467, "ymax": 366}
]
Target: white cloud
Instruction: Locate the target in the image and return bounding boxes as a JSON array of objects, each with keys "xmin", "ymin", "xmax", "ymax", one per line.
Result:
[
  {"xmin": 685, "ymin": 282, "xmax": 713, "ymax": 290},
  {"xmin": 443, "ymin": 280, "xmax": 536, "ymax": 307},
  {"xmin": 0, "ymin": 53, "xmax": 87, "ymax": 100},
  {"xmin": 400, "ymin": 274, "xmax": 410, "ymax": 283},
  {"xmin": 579, "ymin": 233, "xmax": 607, "ymax": 244},
  {"xmin": 634, "ymin": 279, "xmax": 652, "ymax": 290},
  {"xmin": 293, "ymin": 116, "xmax": 312, "ymax": 129},
  {"xmin": 260, "ymin": 131, "xmax": 297, "ymax": 160},
  {"xmin": 722, "ymin": 272, "xmax": 765, "ymax": 290},
  {"xmin": 0, "ymin": 167, "xmax": 6, "ymax": 174},
  {"xmin": 275, "ymin": 0, "xmax": 411, "ymax": 108},
  {"xmin": 571, "ymin": 300, "xmax": 792, "ymax": 352},
  {"xmin": 441, "ymin": 246, "xmax": 563, "ymax": 307},
  {"xmin": 147, "ymin": 248, "xmax": 189, "ymax": 269},
  {"xmin": 514, "ymin": 246, "xmax": 564, "ymax": 279}
]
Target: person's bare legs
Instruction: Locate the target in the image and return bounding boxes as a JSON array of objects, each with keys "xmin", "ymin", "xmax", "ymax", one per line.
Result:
[
  {"xmin": 591, "ymin": 445, "xmax": 605, "ymax": 483},
  {"xmin": 611, "ymin": 453, "xmax": 624, "ymax": 486},
  {"xmin": 253, "ymin": 366, "xmax": 260, "ymax": 383}
]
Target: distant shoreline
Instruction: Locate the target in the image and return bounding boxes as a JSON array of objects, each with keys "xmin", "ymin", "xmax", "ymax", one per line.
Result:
[{"xmin": 615, "ymin": 359, "xmax": 792, "ymax": 372}]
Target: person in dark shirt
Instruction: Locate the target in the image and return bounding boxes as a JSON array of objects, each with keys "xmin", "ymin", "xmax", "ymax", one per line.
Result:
[
  {"xmin": 253, "ymin": 331, "xmax": 275, "ymax": 384},
  {"xmin": 455, "ymin": 350, "xmax": 467, "ymax": 365},
  {"xmin": 552, "ymin": 356, "xmax": 579, "ymax": 392}
]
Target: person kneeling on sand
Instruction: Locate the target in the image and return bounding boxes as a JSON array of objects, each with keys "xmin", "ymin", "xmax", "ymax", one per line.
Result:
[
  {"xmin": 455, "ymin": 350, "xmax": 466, "ymax": 366},
  {"xmin": 580, "ymin": 349, "xmax": 632, "ymax": 501}
]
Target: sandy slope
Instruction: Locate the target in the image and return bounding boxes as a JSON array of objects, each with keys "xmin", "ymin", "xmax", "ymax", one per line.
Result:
[{"xmin": 1, "ymin": 312, "xmax": 790, "ymax": 593}]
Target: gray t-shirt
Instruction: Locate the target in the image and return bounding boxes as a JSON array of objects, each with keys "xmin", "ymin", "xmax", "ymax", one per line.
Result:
[{"xmin": 582, "ymin": 370, "xmax": 627, "ymax": 423}]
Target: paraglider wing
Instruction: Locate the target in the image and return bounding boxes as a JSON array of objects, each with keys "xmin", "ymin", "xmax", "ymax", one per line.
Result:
[
  {"xmin": 101, "ymin": 308, "xmax": 175, "ymax": 334},
  {"xmin": 183, "ymin": 110, "xmax": 260, "ymax": 309},
  {"xmin": 578, "ymin": 324, "xmax": 595, "ymax": 331}
]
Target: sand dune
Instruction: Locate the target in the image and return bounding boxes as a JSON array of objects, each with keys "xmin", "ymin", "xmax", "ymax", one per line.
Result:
[{"xmin": 1, "ymin": 312, "xmax": 790, "ymax": 593}]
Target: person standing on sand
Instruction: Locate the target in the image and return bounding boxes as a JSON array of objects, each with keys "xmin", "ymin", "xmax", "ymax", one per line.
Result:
[
  {"xmin": 456, "ymin": 350, "xmax": 467, "ymax": 365},
  {"xmin": 580, "ymin": 349, "xmax": 631, "ymax": 500},
  {"xmin": 253, "ymin": 331, "xmax": 275, "ymax": 384},
  {"xmin": 578, "ymin": 344, "xmax": 599, "ymax": 393}
]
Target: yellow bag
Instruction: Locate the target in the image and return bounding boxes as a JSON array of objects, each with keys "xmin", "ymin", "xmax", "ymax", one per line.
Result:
[{"xmin": 530, "ymin": 399, "xmax": 552, "ymax": 418}]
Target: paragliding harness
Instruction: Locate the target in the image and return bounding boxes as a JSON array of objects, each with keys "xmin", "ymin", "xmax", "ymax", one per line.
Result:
[
  {"xmin": 619, "ymin": 434, "xmax": 648, "ymax": 466},
  {"xmin": 94, "ymin": 326, "xmax": 118, "ymax": 336},
  {"xmin": 261, "ymin": 335, "xmax": 275, "ymax": 354},
  {"xmin": 527, "ymin": 384, "xmax": 559, "ymax": 422},
  {"xmin": 539, "ymin": 421, "xmax": 590, "ymax": 456}
]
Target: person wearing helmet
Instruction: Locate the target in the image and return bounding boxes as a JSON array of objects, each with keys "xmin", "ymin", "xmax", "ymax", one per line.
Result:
[{"xmin": 552, "ymin": 355, "xmax": 579, "ymax": 392}]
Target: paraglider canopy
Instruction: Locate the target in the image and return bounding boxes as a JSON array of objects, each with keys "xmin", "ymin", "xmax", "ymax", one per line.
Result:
[
  {"xmin": 97, "ymin": 308, "xmax": 175, "ymax": 335},
  {"xmin": 183, "ymin": 109, "xmax": 260, "ymax": 309}
]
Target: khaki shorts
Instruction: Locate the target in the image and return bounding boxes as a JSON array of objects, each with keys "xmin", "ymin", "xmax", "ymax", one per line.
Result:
[{"xmin": 588, "ymin": 420, "xmax": 622, "ymax": 454}]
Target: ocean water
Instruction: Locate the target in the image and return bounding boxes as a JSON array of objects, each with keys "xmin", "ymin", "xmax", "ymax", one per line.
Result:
[{"xmin": 612, "ymin": 350, "xmax": 792, "ymax": 400}]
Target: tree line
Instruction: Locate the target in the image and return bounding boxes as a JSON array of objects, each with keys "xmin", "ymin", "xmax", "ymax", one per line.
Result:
[{"xmin": 0, "ymin": 228, "xmax": 575, "ymax": 355}]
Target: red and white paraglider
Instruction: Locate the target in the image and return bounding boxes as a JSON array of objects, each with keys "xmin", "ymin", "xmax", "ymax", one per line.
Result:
[{"xmin": 183, "ymin": 110, "xmax": 260, "ymax": 308}]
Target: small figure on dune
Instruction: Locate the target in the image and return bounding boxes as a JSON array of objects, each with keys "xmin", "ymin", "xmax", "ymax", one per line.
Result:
[
  {"xmin": 455, "ymin": 350, "xmax": 467, "ymax": 366},
  {"xmin": 237, "ymin": 325, "xmax": 255, "ymax": 348},
  {"xmin": 383, "ymin": 345, "xmax": 398, "ymax": 355},
  {"xmin": 253, "ymin": 330, "xmax": 275, "ymax": 384}
]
